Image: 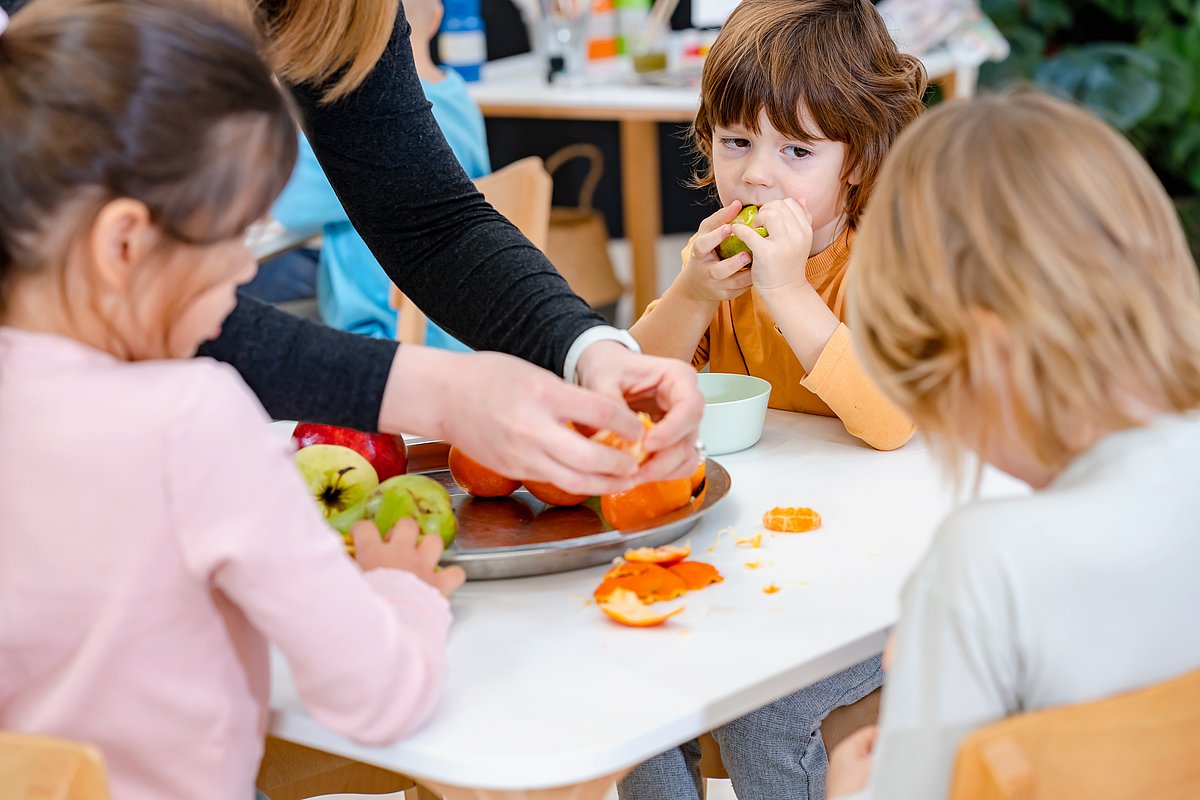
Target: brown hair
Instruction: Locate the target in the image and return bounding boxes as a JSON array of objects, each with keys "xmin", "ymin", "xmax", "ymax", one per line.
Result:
[
  {"xmin": 0, "ymin": 0, "xmax": 297, "ymax": 296},
  {"xmin": 693, "ymin": 0, "xmax": 926, "ymax": 225},
  {"xmin": 255, "ymin": 0, "xmax": 399, "ymax": 104},
  {"xmin": 849, "ymin": 91, "xmax": 1200, "ymax": 474}
]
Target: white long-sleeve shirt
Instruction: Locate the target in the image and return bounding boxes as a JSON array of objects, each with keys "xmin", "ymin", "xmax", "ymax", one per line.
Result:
[{"xmin": 858, "ymin": 412, "xmax": 1200, "ymax": 799}]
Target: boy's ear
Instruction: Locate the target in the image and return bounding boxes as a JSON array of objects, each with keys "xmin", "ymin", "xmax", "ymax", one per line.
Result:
[{"xmin": 87, "ymin": 198, "xmax": 156, "ymax": 291}]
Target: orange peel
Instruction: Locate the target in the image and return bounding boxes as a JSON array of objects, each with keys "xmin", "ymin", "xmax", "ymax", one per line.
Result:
[
  {"xmin": 599, "ymin": 588, "xmax": 684, "ymax": 627},
  {"xmin": 594, "ymin": 562, "xmax": 687, "ymax": 603},
  {"xmin": 762, "ymin": 583, "xmax": 781, "ymax": 595},
  {"xmin": 601, "ymin": 477, "xmax": 692, "ymax": 530},
  {"xmin": 625, "ymin": 544, "xmax": 691, "ymax": 567},
  {"xmin": 762, "ymin": 507, "xmax": 822, "ymax": 533},
  {"xmin": 669, "ymin": 560, "xmax": 724, "ymax": 591}
]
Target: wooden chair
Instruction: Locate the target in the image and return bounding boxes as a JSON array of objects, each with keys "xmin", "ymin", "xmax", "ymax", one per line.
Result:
[
  {"xmin": 256, "ymin": 736, "xmax": 439, "ymax": 800},
  {"xmin": 697, "ymin": 688, "xmax": 882, "ymax": 790},
  {"xmin": 389, "ymin": 156, "xmax": 553, "ymax": 345},
  {"xmin": 949, "ymin": 666, "xmax": 1200, "ymax": 799},
  {"xmin": 0, "ymin": 731, "xmax": 111, "ymax": 800}
]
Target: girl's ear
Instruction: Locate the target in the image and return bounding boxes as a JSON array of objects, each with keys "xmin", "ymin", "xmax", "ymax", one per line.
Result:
[{"xmin": 87, "ymin": 198, "xmax": 156, "ymax": 291}]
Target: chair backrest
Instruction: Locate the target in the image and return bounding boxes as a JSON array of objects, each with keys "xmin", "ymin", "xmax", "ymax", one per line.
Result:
[
  {"xmin": 391, "ymin": 156, "xmax": 553, "ymax": 345},
  {"xmin": 0, "ymin": 732, "xmax": 111, "ymax": 800},
  {"xmin": 949, "ymin": 666, "xmax": 1200, "ymax": 800}
]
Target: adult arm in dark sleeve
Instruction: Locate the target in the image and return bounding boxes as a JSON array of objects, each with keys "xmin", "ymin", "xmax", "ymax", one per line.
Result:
[{"xmin": 284, "ymin": 6, "xmax": 609, "ymax": 375}]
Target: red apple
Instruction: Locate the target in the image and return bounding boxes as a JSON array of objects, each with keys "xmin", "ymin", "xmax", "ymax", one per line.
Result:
[{"xmin": 292, "ymin": 423, "xmax": 408, "ymax": 480}]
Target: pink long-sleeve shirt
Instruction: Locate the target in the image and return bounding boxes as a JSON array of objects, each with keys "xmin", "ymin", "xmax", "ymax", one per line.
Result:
[{"xmin": 0, "ymin": 327, "xmax": 452, "ymax": 800}]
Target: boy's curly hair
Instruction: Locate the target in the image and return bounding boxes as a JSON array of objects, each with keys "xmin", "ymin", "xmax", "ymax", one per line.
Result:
[{"xmin": 693, "ymin": 0, "xmax": 927, "ymax": 226}]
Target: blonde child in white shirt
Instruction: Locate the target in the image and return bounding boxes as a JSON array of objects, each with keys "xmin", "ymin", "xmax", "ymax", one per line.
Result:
[{"xmin": 824, "ymin": 90, "xmax": 1200, "ymax": 798}]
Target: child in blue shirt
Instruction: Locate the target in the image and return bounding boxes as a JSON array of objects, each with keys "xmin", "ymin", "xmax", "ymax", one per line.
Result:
[{"xmin": 271, "ymin": 0, "xmax": 490, "ymax": 346}]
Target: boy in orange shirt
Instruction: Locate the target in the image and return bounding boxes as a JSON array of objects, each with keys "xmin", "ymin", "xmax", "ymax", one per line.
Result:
[
  {"xmin": 622, "ymin": 2, "xmax": 924, "ymax": 798},
  {"xmin": 631, "ymin": 0, "xmax": 922, "ymax": 452}
]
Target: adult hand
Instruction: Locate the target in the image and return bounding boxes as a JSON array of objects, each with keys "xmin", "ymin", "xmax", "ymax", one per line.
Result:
[
  {"xmin": 380, "ymin": 347, "xmax": 647, "ymax": 495},
  {"xmin": 575, "ymin": 341, "xmax": 704, "ymax": 483},
  {"xmin": 352, "ymin": 518, "xmax": 466, "ymax": 598},
  {"xmin": 826, "ymin": 724, "xmax": 878, "ymax": 798}
]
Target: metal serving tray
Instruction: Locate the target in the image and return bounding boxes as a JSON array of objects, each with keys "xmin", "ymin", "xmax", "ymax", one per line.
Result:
[{"xmin": 408, "ymin": 442, "xmax": 732, "ymax": 580}]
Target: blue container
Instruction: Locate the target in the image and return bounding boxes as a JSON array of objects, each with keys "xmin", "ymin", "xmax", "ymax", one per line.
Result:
[{"xmin": 439, "ymin": 0, "xmax": 487, "ymax": 82}]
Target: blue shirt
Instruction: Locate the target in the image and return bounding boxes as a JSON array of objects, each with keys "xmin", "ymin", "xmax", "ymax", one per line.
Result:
[{"xmin": 272, "ymin": 70, "xmax": 490, "ymax": 347}]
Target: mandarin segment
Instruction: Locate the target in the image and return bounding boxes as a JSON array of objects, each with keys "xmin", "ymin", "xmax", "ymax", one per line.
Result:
[
  {"xmin": 762, "ymin": 506, "xmax": 823, "ymax": 533},
  {"xmin": 624, "ymin": 544, "xmax": 690, "ymax": 567},
  {"xmin": 448, "ymin": 446, "xmax": 521, "ymax": 498},
  {"xmin": 598, "ymin": 588, "xmax": 685, "ymax": 627},
  {"xmin": 590, "ymin": 412, "xmax": 654, "ymax": 465}
]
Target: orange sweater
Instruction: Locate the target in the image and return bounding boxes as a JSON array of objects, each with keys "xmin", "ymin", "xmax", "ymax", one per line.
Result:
[{"xmin": 674, "ymin": 227, "xmax": 914, "ymax": 450}]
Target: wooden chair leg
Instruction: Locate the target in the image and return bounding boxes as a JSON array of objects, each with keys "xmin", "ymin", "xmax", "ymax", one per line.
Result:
[{"xmin": 256, "ymin": 736, "xmax": 416, "ymax": 800}]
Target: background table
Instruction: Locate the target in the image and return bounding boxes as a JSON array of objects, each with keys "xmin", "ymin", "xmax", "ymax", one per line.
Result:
[
  {"xmin": 469, "ymin": 50, "xmax": 976, "ymax": 316},
  {"xmin": 269, "ymin": 411, "xmax": 1025, "ymax": 798}
]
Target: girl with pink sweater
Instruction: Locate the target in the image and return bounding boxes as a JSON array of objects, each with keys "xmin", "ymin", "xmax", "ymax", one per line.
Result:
[{"xmin": 0, "ymin": 1, "xmax": 464, "ymax": 798}]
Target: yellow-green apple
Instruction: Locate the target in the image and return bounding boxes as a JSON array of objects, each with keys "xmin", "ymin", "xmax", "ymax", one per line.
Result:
[
  {"xmin": 716, "ymin": 204, "xmax": 768, "ymax": 263},
  {"xmin": 293, "ymin": 444, "xmax": 380, "ymax": 535},
  {"xmin": 368, "ymin": 475, "xmax": 458, "ymax": 547},
  {"xmin": 292, "ymin": 423, "xmax": 408, "ymax": 480}
]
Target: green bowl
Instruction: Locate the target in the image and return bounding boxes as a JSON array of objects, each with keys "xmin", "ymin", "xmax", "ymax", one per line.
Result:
[{"xmin": 697, "ymin": 373, "xmax": 772, "ymax": 455}]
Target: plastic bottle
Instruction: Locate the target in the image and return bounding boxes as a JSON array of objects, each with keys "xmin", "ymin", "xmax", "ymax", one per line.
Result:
[
  {"xmin": 587, "ymin": 0, "xmax": 619, "ymax": 61},
  {"xmin": 439, "ymin": 0, "xmax": 487, "ymax": 82},
  {"xmin": 615, "ymin": 0, "xmax": 650, "ymax": 55}
]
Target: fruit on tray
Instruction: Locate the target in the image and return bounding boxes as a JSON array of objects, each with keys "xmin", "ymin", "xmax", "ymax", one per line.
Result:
[
  {"xmin": 598, "ymin": 588, "xmax": 685, "ymax": 628},
  {"xmin": 600, "ymin": 477, "xmax": 692, "ymax": 530},
  {"xmin": 293, "ymin": 444, "xmax": 380, "ymax": 536},
  {"xmin": 448, "ymin": 446, "xmax": 521, "ymax": 498},
  {"xmin": 762, "ymin": 506, "xmax": 822, "ymax": 533},
  {"xmin": 523, "ymin": 480, "xmax": 589, "ymax": 508},
  {"xmin": 369, "ymin": 475, "xmax": 458, "ymax": 548},
  {"xmin": 624, "ymin": 544, "xmax": 691, "ymax": 567},
  {"xmin": 716, "ymin": 204, "xmax": 768, "ymax": 262},
  {"xmin": 589, "ymin": 412, "xmax": 654, "ymax": 465},
  {"xmin": 293, "ymin": 423, "xmax": 408, "ymax": 481}
]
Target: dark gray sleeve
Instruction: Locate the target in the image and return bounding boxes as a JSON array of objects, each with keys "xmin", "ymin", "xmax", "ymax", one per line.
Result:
[
  {"xmin": 285, "ymin": 5, "xmax": 608, "ymax": 375},
  {"xmin": 197, "ymin": 294, "xmax": 398, "ymax": 432}
]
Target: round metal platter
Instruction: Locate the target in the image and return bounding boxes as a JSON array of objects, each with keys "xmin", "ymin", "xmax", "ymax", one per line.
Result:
[{"xmin": 424, "ymin": 459, "xmax": 732, "ymax": 580}]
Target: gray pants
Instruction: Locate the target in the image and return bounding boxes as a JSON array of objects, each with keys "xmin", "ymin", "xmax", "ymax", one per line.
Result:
[{"xmin": 618, "ymin": 655, "xmax": 883, "ymax": 800}]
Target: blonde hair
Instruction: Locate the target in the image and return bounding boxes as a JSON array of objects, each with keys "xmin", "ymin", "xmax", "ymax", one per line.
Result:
[
  {"xmin": 206, "ymin": 0, "xmax": 399, "ymax": 104},
  {"xmin": 692, "ymin": 0, "xmax": 926, "ymax": 225},
  {"xmin": 849, "ymin": 91, "xmax": 1200, "ymax": 474}
]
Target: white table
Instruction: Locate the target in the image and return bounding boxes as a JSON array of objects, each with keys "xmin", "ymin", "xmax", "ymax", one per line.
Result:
[
  {"xmin": 269, "ymin": 411, "xmax": 1025, "ymax": 798},
  {"xmin": 469, "ymin": 50, "xmax": 976, "ymax": 316}
]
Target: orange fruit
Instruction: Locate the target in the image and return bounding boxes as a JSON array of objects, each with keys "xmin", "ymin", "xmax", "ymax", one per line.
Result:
[
  {"xmin": 669, "ymin": 561, "xmax": 723, "ymax": 591},
  {"xmin": 762, "ymin": 506, "xmax": 823, "ymax": 533},
  {"xmin": 448, "ymin": 446, "xmax": 521, "ymax": 498},
  {"xmin": 689, "ymin": 461, "xmax": 706, "ymax": 495},
  {"xmin": 599, "ymin": 588, "xmax": 684, "ymax": 627},
  {"xmin": 625, "ymin": 544, "xmax": 690, "ymax": 567},
  {"xmin": 590, "ymin": 412, "xmax": 654, "ymax": 465},
  {"xmin": 523, "ymin": 480, "xmax": 589, "ymax": 507},
  {"xmin": 594, "ymin": 562, "xmax": 687, "ymax": 603},
  {"xmin": 600, "ymin": 478, "xmax": 692, "ymax": 530}
]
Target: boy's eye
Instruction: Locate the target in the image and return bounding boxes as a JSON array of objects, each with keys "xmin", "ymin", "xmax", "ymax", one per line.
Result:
[
  {"xmin": 719, "ymin": 137, "xmax": 751, "ymax": 150},
  {"xmin": 783, "ymin": 146, "xmax": 812, "ymax": 159}
]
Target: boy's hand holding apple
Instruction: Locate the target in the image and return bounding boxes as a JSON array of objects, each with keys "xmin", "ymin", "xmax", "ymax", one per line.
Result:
[
  {"xmin": 679, "ymin": 201, "xmax": 755, "ymax": 304},
  {"xmin": 739, "ymin": 197, "xmax": 815, "ymax": 298},
  {"xmin": 352, "ymin": 518, "xmax": 466, "ymax": 598}
]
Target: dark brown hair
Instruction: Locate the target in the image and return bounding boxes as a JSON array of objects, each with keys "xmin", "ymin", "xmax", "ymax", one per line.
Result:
[
  {"xmin": 693, "ymin": 0, "xmax": 927, "ymax": 225},
  {"xmin": 0, "ymin": 0, "xmax": 297, "ymax": 290}
]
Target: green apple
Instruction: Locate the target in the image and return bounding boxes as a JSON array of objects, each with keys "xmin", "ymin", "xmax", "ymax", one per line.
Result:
[
  {"xmin": 716, "ymin": 204, "xmax": 768, "ymax": 263},
  {"xmin": 294, "ymin": 444, "xmax": 380, "ymax": 535},
  {"xmin": 368, "ymin": 474, "xmax": 458, "ymax": 548}
]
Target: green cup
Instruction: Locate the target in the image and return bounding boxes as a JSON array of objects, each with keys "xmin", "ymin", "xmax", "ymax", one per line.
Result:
[{"xmin": 697, "ymin": 373, "xmax": 772, "ymax": 455}]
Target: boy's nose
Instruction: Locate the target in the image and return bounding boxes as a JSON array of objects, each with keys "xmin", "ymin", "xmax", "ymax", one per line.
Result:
[{"xmin": 741, "ymin": 153, "xmax": 773, "ymax": 187}]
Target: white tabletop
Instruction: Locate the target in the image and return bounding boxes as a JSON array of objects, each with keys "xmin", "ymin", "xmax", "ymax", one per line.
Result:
[
  {"xmin": 467, "ymin": 48, "xmax": 961, "ymax": 119},
  {"xmin": 268, "ymin": 411, "xmax": 1026, "ymax": 790}
]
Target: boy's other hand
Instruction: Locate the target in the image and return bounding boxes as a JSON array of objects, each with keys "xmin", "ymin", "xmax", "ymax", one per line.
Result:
[
  {"xmin": 681, "ymin": 201, "xmax": 755, "ymax": 303},
  {"xmin": 827, "ymin": 724, "xmax": 878, "ymax": 798},
  {"xmin": 740, "ymin": 197, "xmax": 814, "ymax": 296},
  {"xmin": 353, "ymin": 518, "xmax": 466, "ymax": 598}
]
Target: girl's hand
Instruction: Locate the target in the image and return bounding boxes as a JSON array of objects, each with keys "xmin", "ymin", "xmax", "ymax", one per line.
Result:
[
  {"xmin": 680, "ymin": 201, "xmax": 755, "ymax": 303},
  {"xmin": 352, "ymin": 518, "xmax": 466, "ymax": 598},
  {"xmin": 736, "ymin": 198, "xmax": 814, "ymax": 296},
  {"xmin": 827, "ymin": 724, "xmax": 878, "ymax": 798}
]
